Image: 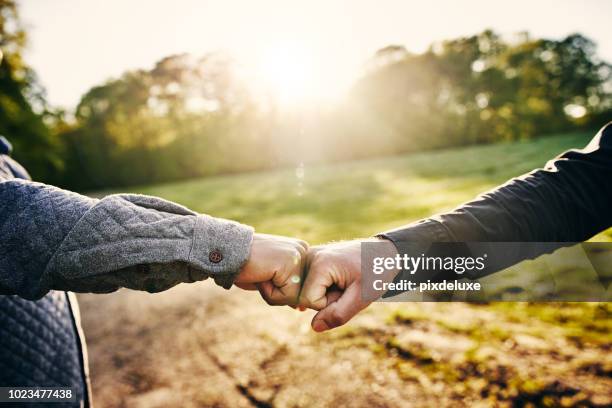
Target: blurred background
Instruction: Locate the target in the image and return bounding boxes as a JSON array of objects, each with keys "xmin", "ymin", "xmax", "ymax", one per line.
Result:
[{"xmin": 1, "ymin": 0, "xmax": 611, "ymax": 406}]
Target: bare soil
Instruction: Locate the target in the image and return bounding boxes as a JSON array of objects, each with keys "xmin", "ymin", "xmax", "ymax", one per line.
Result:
[{"xmin": 78, "ymin": 284, "xmax": 611, "ymax": 407}]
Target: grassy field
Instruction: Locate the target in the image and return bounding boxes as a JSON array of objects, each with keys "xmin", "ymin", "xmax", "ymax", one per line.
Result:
[
  {"xmin": 80, "ymin": 131, "xmax": 611, "ymax": 407},
  {"xmin": 94, "ymin": 130, "xmax": 610, "ymax": 243}
]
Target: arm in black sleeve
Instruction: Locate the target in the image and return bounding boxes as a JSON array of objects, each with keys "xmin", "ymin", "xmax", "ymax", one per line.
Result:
[{"xmin": 378, "ymin": 122, "xmax": 612, "ymax": 277}]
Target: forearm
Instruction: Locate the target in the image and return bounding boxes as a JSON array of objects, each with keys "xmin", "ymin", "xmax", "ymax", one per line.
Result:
[{"xmin": 0, "ymin": 179, "xmax": 254, "ymax": 299}]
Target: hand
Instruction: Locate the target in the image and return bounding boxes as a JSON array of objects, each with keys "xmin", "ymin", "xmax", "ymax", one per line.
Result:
[
  {"xmin": 235, "ymin": 233, "xmax": 308, "ymax": 306},
  {"xmin": 299, "ymin": 238, "xmax": 398, "ymax": 332}
]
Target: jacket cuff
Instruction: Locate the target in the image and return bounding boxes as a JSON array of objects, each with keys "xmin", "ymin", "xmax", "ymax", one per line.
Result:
[
  {"xmin": 376, "ymin": 219, "xmax": 456, "ymax": 297},
  {"xmin": 189, "ymin": 215, "xmax": 254, "ymax": 289},
  {"xmin": 376, "ymin": 218, "xmax": 450, "ymax": 244}
]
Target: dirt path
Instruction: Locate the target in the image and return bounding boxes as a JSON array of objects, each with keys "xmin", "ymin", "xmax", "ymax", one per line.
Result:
[{"xmin": 77, "ymin": 284, "xmax": 611, "ymax": 407}]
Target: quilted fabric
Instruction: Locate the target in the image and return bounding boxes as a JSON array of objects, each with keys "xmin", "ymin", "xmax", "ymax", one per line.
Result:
[
  {"xmin": 0, "ymin": 180, "xmax": 95, "ymax": 299},
  {"xmin": 0, "ymin": 152, "xmax": 87, "ymax": 407},
  {"xmin": 45, "ymin": 193, "xmax": 253, "ymax": 292},
  {"xmin": 0, "ymin": 293, "xmax": 85, "ymax": 407}
]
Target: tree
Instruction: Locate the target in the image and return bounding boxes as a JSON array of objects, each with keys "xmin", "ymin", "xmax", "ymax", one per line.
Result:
[{"xmin": 0, "ymin": 0, "xmax": 60, "ymax": 181}]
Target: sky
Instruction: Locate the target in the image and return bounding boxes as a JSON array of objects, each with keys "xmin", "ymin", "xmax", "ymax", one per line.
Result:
[{"xmin": 20, "ymin": 0, "xmax": 612, "ymax": 109}]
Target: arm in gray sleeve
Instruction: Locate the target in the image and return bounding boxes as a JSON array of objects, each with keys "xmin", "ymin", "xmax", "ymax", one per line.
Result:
[{"xmin": 0, "ymin": 179, "xmax": 254, "ymax": 300}]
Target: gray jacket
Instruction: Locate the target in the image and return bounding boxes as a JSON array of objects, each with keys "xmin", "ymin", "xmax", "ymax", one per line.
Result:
[{"xmin": 0, "ymin": 135, "xmax": 253, "ymax": 407}]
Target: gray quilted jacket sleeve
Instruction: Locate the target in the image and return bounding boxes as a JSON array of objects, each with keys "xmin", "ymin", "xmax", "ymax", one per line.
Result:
[{"xmin": 0, "ymin": 179, "xmax": 254, "ymax": 300}]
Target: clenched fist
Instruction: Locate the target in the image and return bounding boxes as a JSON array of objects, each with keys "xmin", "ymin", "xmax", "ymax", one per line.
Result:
[
  {"xmin": 299, "ymin": 239, "xmax": 398, "ymax": 332},
  {"xmin": 235, "ymin": 233, "xmax": 309, "ymax": 306}
]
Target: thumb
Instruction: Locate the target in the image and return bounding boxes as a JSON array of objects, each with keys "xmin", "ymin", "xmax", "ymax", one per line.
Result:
[
  {"xmin": 299, "ymin": 259, "xmax": 337, "ymax": 310},
  {"xmin": 311, "ymin": 282, "xmax": 369, "ymax": 332}
]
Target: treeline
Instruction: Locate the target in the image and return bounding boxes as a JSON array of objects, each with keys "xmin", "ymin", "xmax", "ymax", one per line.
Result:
[
  {"xmin": 1, "ymin": 0, "xmax": 610, "ymax": 190},
  {"xmin": 55, "ymin": 31, "xmax": 612, "ymax": 190}
]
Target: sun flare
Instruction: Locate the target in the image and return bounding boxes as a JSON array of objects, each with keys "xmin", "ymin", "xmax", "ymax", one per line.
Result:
[{"xmin": 256, "ymin": 45, "xmax": 320, "ymax": 106}]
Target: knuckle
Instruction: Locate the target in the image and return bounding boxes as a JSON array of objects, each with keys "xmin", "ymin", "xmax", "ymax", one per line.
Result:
[
  {"xmin": 291, "ymin": 247, "xmax": 303, "ymax": 261},
  {"xmin": 296, "ymin": 245, "xmax": 307, "ymax": 259},
  {"xmin": 297, "ymin": 240, "xmax": 309, "ymax": 251},
  {"xmin": 281, "ymin": 248, "xmax": 301, "ymax": 270},
  {"xmin": 306, "ymin": 247, "xmax": 321, "ymax": 260},
  {"xmin": 300, "ymin": 292, "xmax": 325, "ymax": 311}
]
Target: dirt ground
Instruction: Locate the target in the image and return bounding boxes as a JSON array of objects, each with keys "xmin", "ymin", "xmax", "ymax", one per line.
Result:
[{"xmin": 77, "ymin": 284, "xmax": 611, "ymax": 408}]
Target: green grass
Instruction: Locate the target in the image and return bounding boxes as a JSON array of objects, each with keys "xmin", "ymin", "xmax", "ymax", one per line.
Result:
[{"xmin": 94, "ymin": 130, "xmax": 611, "ymax": 243}]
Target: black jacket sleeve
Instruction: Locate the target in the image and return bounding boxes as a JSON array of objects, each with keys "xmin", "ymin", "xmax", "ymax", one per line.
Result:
[{"xmin": 378, "ymin": 122, "xmax": 612, "ymax": 276}]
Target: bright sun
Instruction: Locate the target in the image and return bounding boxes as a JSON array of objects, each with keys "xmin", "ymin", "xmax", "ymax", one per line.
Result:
[{"xmin": 256, "ymin": 45, "xmax": 319, "ymax": 106}]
